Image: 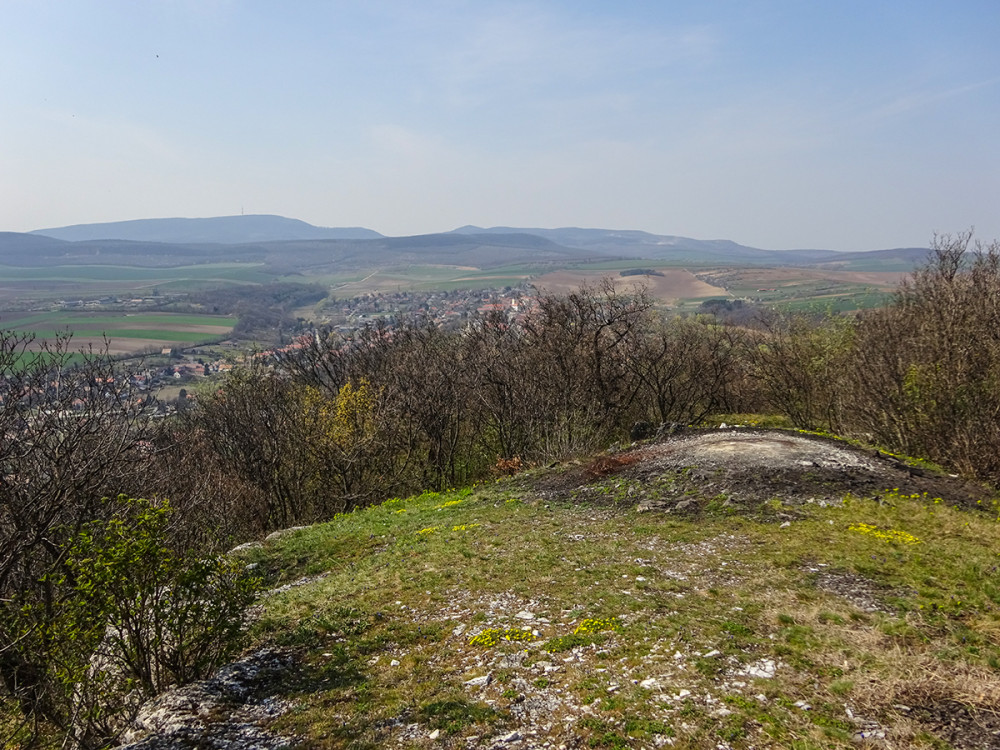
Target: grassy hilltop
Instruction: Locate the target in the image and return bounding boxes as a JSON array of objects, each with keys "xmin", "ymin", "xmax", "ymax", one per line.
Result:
[{"xmin": 225, "ymin": 430, "xmax": 1000, "ymax": 750}]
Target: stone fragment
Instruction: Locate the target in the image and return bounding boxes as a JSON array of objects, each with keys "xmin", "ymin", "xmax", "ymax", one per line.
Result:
[
  {"xmin": 852, "ymin": 729, "xmax": 886, "ymax": 742},
  {"xmin": 264, "ymin": 526, "xmax": 310, "ymax": 543},
  {"xmin": 738, "ymin": 659, "xmax": 777, "ymax": 678}
]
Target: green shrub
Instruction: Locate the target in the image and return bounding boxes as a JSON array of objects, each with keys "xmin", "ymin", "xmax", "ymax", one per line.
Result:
[{"xmin": 1, "ymin": 496, "xmax": 260, "ymax": 749}]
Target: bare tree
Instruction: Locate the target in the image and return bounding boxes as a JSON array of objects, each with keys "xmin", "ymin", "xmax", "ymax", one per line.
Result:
[
  {"xmin": 746, "ymin": 310, "xmax": 853, "ymax": 431},
  {"xmin": 631, "ymin": 316, "xmax": 746, "ymax": 426},
  {"xmin": 517, "ymin": 279, "xmax": 652, "ymax": 456},
  {"xmin": 841, "ymin": 232, "xmax": 1000, "ymax": 479},
  {"xmin": 0, "ymin": 333, "xmax": 157, "ymax": 746}
]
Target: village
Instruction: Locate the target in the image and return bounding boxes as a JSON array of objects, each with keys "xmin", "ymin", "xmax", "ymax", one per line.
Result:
[{"xmin": 138, "ymin": 284, "xmax": 533, "ymax": 414}]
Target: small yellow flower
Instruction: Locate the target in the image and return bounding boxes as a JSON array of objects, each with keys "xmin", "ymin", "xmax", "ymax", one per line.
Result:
[
  {"xmin": 468, "ymin": 628, "xmax": 536, "ymax": 647},
  {"xmin": 574, "ymin": 617, "xmax": 623, "ymax": 635},
  {"xmin": 849, "ymin": 522, "xmax": 919, "ymax": 545}
]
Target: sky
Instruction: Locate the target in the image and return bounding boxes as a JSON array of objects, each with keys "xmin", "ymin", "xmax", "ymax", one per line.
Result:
[{"xmin": 1, "ymin": 1, "xmax": 998, "ymax": 251}]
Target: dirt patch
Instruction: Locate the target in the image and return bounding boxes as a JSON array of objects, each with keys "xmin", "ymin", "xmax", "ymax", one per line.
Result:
[
  {"xmin": 906, "ymin": 701, "xmax": 1000, "ymax": 749},
  {"xmin": 811, "ymin": 569, "xmax": 900, "ymax": 614},
  {"xmin": 38, "ymin": 336, "xmax": 187, "ymax": 356}
]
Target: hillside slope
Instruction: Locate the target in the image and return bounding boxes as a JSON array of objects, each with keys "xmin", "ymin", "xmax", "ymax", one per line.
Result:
[
  {"xmin": 31, "ymin": 215, "xmax": 384, "ymax": 243},
  {"xmin": 0, "ymin": 231, "xmax": 610, "ymax": 270},
  {"xmin": 119, "ymin": 429, "xmax": 1000, "ymax": 750}
]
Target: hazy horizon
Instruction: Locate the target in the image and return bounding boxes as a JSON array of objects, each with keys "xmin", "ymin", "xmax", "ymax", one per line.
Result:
[{"xmin": 3, "ymin": 1, "xmax": 998, "ymax": 251}]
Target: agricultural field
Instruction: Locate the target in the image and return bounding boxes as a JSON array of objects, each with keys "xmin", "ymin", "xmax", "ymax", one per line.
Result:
[
  {"xmin": 693, "ymin": 267, "xmax": 905, "ymax": 312},
  {"xmin": 296, "ymin": 263, "xmax": 545, "ymax": 296},
  {"xmin": 0, "ymin": 263, "xmax": 271, "ymax": 306},
  {"xmin": 0, "ymin": 311, "xmax": 238, "ymax": 356},
  {"xmin": 531, "ymin": 268, "xmax": 728, "ymax": 305}
]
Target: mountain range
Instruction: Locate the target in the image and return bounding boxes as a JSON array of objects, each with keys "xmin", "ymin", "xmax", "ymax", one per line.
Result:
[{"xmin": 0, "ymin": 215, "xmax": 929, "ymax": 271}]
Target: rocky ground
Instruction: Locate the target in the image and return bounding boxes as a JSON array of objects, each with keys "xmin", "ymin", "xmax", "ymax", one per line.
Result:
[{"xmin": 535, "ymin": 429, "xmax": 992, "ymax": 512}]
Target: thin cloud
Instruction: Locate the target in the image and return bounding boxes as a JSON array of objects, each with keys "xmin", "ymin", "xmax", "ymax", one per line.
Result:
[{"xmin": 859, "ymin": 77, "xmax": 1000, "ymax": 123}]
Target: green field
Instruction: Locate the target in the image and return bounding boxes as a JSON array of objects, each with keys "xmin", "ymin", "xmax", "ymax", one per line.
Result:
[
  {"xmin": 2, "ymin": 311, "xmax": 237, "ymax": 329},
  {"xmin": 1, "ymin": 311, "xmax": 238, "ymax": 354},
  {"xmin": 1, "ymin": 313, "xmax": 235, "ymax": 328},
  {"xmin": 777, "ymin": 289, "xmax": 894, "ymax": 313}
]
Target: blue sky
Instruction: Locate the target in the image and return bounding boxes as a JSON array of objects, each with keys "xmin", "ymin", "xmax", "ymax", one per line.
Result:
[{"xmin": 2, "ymin": 1, "xmax": 998, "ymax": 250}]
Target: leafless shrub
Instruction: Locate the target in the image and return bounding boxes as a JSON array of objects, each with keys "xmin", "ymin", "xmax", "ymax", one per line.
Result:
[
  {"xmin": 839, "ymin": 231, "xmax": 1000, "ymax": 480},
  {"xmin": 630, "ymin": 315, "xmax": 747, "ymax": 426}
]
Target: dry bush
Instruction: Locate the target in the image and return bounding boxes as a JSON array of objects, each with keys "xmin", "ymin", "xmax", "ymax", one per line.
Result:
[
  {"xmin": 746, "ymin": 310, "xmax": 854, "ymax": 431},
  {"xmin": 838, "ymin": 232, "xmax": 1000, "ymax": 481},
  {"xmin": 630, "ymin": 315, "xmax": 747, "ymax": 425},
  {"xmin": 583, "ymin": 452, "xmax": 641, "ymax": 479},
  {"xmin": 126, "ymin": 425, "xmax": 272, "ymax": 552},
  {"xmin": 493, "ymin": 456, "xmax": 523, "ymax": 476}
]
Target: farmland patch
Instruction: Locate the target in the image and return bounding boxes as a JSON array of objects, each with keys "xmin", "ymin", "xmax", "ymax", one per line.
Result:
[
  {"xmin": 532, "ymin": 268, "xmax": 726, "ymax": 303},
  {"xmin": 1, "ymin": 311, "xmax": 237, "ymax": 355}
]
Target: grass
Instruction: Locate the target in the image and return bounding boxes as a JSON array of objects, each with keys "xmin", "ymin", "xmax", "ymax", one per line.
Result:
[{"xmin": 236, "ymin": 463, "xmax": 1000, "ymax": 748}]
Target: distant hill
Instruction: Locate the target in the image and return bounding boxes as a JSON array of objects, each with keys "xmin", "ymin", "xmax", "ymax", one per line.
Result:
[
  {"xmin": 0, "ymin": 230, "xmax": 611, "ymax": 270},
  {"xmin": 31, "ymin": 215, "xmax": 383, "ymax": 244},
  {"xmin": 2, "ymin": 216, "xmax": 931, "ymax": 272},
  {"xmin": 450, "ymin": 226, "xmax": 932, "ymax": 269},
  {"xmin": 0, "ymin": 231, "xmax": 70, "ymax": 253},
  {"xmin": 449, "ymin": 225, "xmax": 775, "ymax": 261},
  {"xmin": 0, "ymin": 232, "xmax": 262, "ymax": 267}
]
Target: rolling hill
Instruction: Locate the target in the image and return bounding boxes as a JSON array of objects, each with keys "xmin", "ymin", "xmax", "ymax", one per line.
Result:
[
  {"xmin": 5, "ymin": 216, "xmax": 931, "ymax": 273},
  {"xmin": 31, "ymin": 215, "xmax": 383, "ymax": 244}
]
